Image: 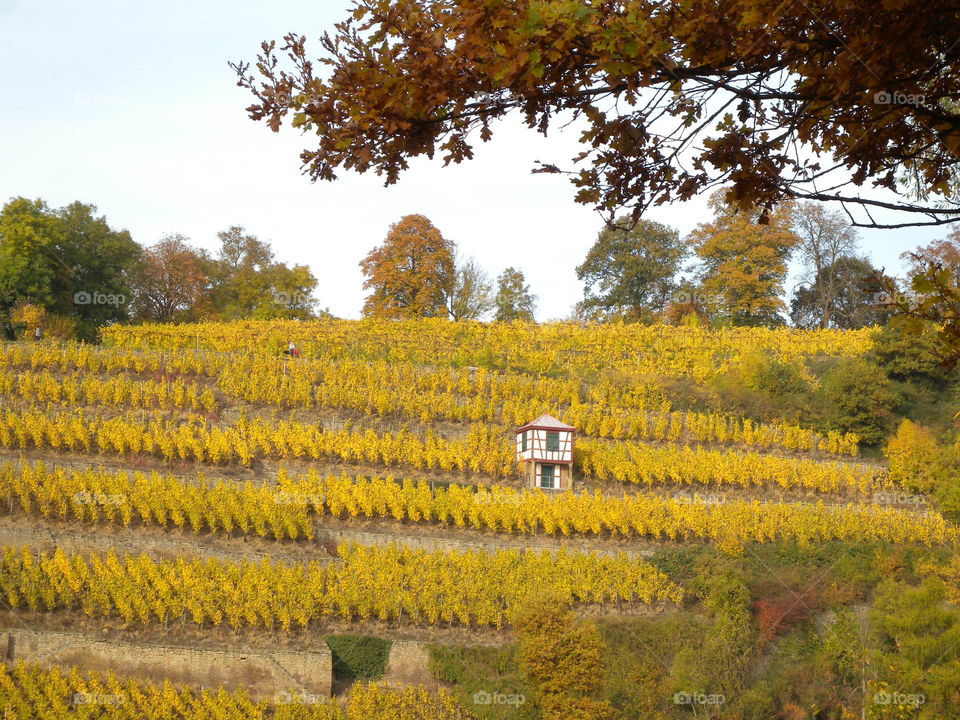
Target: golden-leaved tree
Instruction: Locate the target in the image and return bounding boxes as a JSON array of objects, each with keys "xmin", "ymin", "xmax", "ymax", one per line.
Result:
[
  {"xmin": 360, "ymin": 215, "xmax": 455, "ymax": 319},
  {"xmin": 513, "ymin": 596, "xmax": 621, "ymax": 720},
  {"xmin": 689, "ymin": 195, "xmax": 800, "ymax": 327}
]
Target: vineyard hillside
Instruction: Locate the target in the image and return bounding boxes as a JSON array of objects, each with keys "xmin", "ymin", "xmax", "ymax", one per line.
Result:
[{"xmin": 0, "ymin": 321, "xmax": 957, "ymax": 719}]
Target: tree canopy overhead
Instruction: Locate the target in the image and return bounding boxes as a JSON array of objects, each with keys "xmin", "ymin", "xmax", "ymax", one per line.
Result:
[{"xmin": 233, "ymin": 0, "xmax": 960, "ymax": 229}]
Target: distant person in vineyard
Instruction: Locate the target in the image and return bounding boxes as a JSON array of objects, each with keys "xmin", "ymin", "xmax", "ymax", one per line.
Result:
[
  {"xmin": 283, "ymin": 340, "xmax": 300, "ymax": 357},
  {"xmin": 33, "ymin": 326, "xmax": 42, "ymax": 342}
]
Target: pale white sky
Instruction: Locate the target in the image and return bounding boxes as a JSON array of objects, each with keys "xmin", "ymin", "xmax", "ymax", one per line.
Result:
[{"xmin": 0, "ymin": 0, "xmax": 949, "ymax": 320}]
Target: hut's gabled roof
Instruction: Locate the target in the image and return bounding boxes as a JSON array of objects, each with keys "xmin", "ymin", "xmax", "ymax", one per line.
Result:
[{"xmin": 515, "ymin": 414, "xmax": 577, "ymax": 433}]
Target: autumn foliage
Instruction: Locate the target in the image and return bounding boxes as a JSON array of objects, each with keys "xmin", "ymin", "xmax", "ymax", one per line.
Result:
[
  {"xmin": 233, "ymin": 0, "xmax": 960, "ymax": 227},
  {"xmin": 688, "ymin": 195, "xmax": 800, "ymax": 326},
  {"xmin": 360, "ymin": 214, "xmax": 454, "ymax": 318},
  {"xmin": 513, "ymin": 599, "xmax": 620, "ymax": 720}
]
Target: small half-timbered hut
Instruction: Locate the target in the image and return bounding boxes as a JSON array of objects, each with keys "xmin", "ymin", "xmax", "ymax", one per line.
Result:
[{"xmin": 514, "ymin": 414, "xmax": 575, "ymax": 490}]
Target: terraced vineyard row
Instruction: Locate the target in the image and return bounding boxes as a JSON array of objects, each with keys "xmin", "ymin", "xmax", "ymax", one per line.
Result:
[
  {"xmin": 576, "ymin": 438, "xmax": 878, "ymax": 493},
  {"xmin": 1, "ymin": 462, "xmax": 949, "ymax": 552},
  {"xmin": 0, "ymin": 409, "xmax": 872, "ymax": 493},
  {"xmin": 0, "ymin": 543, "xmax": 681, "ymax": 629},
  {"xmin": 0, "ymin": 410, "xmax": 514, "ymax": 474},
  {"xmin": 0, "ymin": 661, "xmax": 475, "ymax": 719},
  {"xmin": 0, "ymin": 369, "xmax": 217, "ymax": 412},
  {"xmin": 100, "ymin": 319, "xmax": 875, "ymax": 380},
  {"xmin": 0, "ymin": 343, "xmax": 860, "ymax": 456},
  {"xmin": 216, "ymin": 356, "xmax": 859, "ymax": 455},
  {"xmin": 1, "ymin": 461, "xmax": 313, "ymax": 539}
]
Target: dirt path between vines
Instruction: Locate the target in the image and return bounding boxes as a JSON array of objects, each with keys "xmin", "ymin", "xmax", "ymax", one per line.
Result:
[
  {"xmin": 0, "ymin": 515, "xmax": 333, "ymax": 565},
  {"xmin": 0, "ymin": 507, "xmax": 681, "ymax": 564}
]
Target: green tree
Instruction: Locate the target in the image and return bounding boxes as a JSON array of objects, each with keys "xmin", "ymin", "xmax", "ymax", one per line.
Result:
[
  {"xmin": 360, "ymin": 214, "xmax": 454, "ymax": 319},
  {"xmin": 689, "ymin": 196, "xmax": 800, "ymax": 327},
  {"xmin": 57, "ymin": 201, "xmax": 141, "ymax": 335},
  {"xmin": 817, "ymin": 358, "xmax": 900, "ymax": 445},
  {"xmin": 792, "ymin": 203, "xmax": 860, "ymax": 329},
  {"xmin": 869, "ymin": 321, "xmax": 954, "ymax": 389},
  {"xmin": 445, "ymin": 256, "xmax": 494, "ymax": 320},
  {"xmin": 208, "ymin": 226, "xmax": 317, "ymax": 320},
  {"xmin": 494, "ymin": 267, "xmax": 536, "ymax": 322},
  {"xmin": 867, "ymin": 578, "xmax": 960, "ymax": 718},
  {"xmin": 812, "ymin": 579, "xmax": 960, "ymax": 719},
  {"xmin": 815, "ymin": 608, "xmax": 872, "ymax": 719},
  {"xmin": 0, "ymin": 198, "xmax": 61, "ymax": 312},
  {"xmin": 669, "ymin": 571, "xmax": 756, "ymax": 712},
  {"xmin": 790, "ymin": 256, "xmax": 892, "ymax": 329},
  {"xmin": 0, "ymin": 197, "xmax": 140, "ymax": 340},
  {"xmin": 576, "ymin": 217, "xmax": 687, "ymax": 322}
]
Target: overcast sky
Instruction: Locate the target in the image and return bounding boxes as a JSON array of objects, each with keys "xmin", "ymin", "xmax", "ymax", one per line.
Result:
[{"xmin": 0, "ymin": 0, "xmax": 949, "ymax": 320}]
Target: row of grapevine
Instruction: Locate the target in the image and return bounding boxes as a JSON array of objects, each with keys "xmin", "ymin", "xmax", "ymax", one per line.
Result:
[
  {"xmin": 575, "ymin": 438, "xmax": 879, "ymax": 494},
  {"xmin": 281, "ymin": 471, "xmax": 954, "ymax": 551},
  {"xmin": 0, "ymin": 342, "xmax": 222, "ymax": 377},
  {"xmin": 0, "ymin": 661, "xmax": 475, "ymax": 719},
  {"xmin": 3, "ymin": 343, "xmax": 858, "ymax": 456},
  {"xmin": 0, "ymin": 369, "xmax": 216, "ymax": 412},
  {"xmin": 0, "ymin": 461, "xmax": 312, "ymax": 540},
  {"xmin": 2, "ymin": 462, "xmax": 950, "ymax": 551},
  {"xmin": 0, "ymin": 406, "xmax": 874, "ymax": 491},
  {"xmin": 101, "ymin": 319, "xmax": 875, "ymax": 380},
  {"xmin": 0, "ymin": 543, "xmax": 682, "ymax": 629},
  {"xmin": 0, "ymin": 409, "xmax": 516, "ymax": 474},
  {"xmin": 217, "ymin": 356, "xmax": 859, "ymax": 455},
  {"xmin": 567, "ymin": 407, "xmax": 858, "ymax": 455}
]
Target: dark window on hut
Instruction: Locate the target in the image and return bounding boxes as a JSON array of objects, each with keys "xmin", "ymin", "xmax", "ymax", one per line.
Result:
[{"xmin": 546, "ymin": 431, "xmax": 560, "ymax": 452}]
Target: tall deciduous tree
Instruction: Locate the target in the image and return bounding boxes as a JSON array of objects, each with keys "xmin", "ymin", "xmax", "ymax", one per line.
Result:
[
  {"xmin": 208, "ymin": 226, "xmax": 318, "ymax": 320},
  {"xmin": 689, "ymin": 196, "xmax": 800, "ymax": 327},
  {"xmin": 792, "ymin": 204, "xmax": 861, "ymax": 329},
  {"xmin": 905, "ymin": 227, "xmax": 960, "ymax": 281},
  {"xmin": 0, "ymin": 198, "xmax": 62, "ymax": 312},
  {"xmin": 129, "ymin": 234, "xmax": 210, "ymax": 322},
  {"xmin": 791, "ymin": 256, "xmax": 892, "ymax": 329},
  {"xmin": 233, "ymin": 1, "xmax": 960, "ymax": 229},
  {"xmin": 494, "ymin": 267, "xmax": 536, "ymax": 322},
  {"xmin": 360, "ymin": 214, "xmax": 454, "ymax": 319},
  {"xmin": 576, "ymin": 217, "xmax": 687, "ymax": 322},
  {"xmin": 445, "ymin": 255, "xmax": 493, "ymax": 321},
  {"xmin": 0, "ymin": 197, "xmax": 140, "ymax": 340}
]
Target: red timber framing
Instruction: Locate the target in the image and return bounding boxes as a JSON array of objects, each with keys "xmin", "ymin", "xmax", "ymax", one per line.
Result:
[{"xmin": 514, "ymin": 415, "xmax": 576, "ymax": 490}]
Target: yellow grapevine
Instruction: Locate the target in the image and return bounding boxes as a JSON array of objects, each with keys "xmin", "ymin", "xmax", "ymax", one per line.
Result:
[
  {"xmin": 0, "ymin": 543, "xmax": 681, "ymax": 629},
  {"xmin": 0, "ymin": 660, "xmax": 477, "ymax": 719}
]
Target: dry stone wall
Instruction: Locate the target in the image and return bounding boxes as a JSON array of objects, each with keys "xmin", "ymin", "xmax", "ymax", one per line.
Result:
[{"xmin": 2, "ymin": 628, "xmax": 332, "ymax": 698}]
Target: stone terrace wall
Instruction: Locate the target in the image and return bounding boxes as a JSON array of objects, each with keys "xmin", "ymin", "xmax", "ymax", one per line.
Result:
[
  {"xmin": 2, "ymin": 628, "xmax": 332, "ymax": 698},
  {"xmin": 381, "ymin": 641, "xmax": 438, "ymax": 690}
]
